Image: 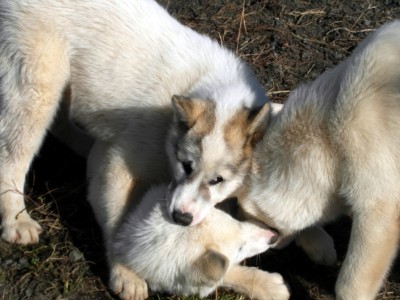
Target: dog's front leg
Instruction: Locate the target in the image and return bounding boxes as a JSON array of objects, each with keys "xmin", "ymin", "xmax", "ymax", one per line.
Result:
[
  {"xmin": 335, "ymin": 202, "xmax": 400, "ymax": 300},
  {"xmin": 87, "ymin": 141, "xmax": 148, "ymax": 300},
  {"xmin": 222, "ymin": 265, "xmax": 290, "ymax": 300}
]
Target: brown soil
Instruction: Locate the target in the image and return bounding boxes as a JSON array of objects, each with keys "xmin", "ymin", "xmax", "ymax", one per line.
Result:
[{"xmin": 1, "ymin": 1, "xmax": 400, "ymax": 299}]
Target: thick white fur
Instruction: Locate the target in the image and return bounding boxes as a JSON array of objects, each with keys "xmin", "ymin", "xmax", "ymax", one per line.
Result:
[
  {"xmin": 107, "ymin": 183, "xmax": 289, "ymax": 299},
  {"xmin": 241, "ymin": 21, "xmax": 400, "ymax": 300},
  {"xmin": 0, "ymin": 0, "xmax": 267, "ymax": 244}
]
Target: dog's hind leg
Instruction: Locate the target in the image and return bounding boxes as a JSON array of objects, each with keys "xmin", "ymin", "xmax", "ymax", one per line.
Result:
[
  {"xmin": 335, "ymin": 201, "xmax": 400, "ymax": 300},
  {"xmin": 0, "ymin": 26, "xmax": 70, "ymax": 244},
  {"xmin": 222, "ymin": 265, "xmax": 290, "ymax": 300}
]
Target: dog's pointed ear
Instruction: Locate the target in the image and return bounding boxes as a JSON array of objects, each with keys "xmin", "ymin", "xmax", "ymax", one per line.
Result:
[
  {"xmin": 247, "ymin": 103, "xmax": 271, "ymax": 146},
  {"xmin": 192, "ymin": 249, "xmax": 229, "ymax": 284},
  {"xmin": 171, "ymin": 95, "xmax": 209, "ymax": 130}
]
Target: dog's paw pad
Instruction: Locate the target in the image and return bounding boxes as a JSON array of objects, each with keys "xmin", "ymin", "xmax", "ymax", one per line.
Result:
[
  {"xmin": 1, "ymin": 216, "xmax": 42, "ymax": 244},
  {"xmin": 110, "ymin": 264, "xmax": 148, "ymax": 300}
]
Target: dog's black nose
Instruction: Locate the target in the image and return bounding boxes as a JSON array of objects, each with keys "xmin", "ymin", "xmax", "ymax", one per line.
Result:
[{"xmin": 172, "ymin": 210, "xmax": 193, "ymax": 226}]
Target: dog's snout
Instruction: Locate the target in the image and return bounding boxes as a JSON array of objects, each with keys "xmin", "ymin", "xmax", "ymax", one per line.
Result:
[{"xmin": 172, "ymin": 210, "xmax": 193, "ymax": 226}]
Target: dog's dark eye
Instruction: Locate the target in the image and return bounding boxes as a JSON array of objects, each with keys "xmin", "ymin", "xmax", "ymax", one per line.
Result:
[
  {"xmin": 181, "ymin": 160, "xmax": 193, "ymax": 176},
  {"xmin": 209, "ymin": 175, "xmax": 224, "ymax": 186}
]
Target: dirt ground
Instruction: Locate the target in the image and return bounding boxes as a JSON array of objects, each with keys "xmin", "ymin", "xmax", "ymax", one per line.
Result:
[{"xmin": 1, "ymin": 0, "xmax": 400, "ymax": 299}]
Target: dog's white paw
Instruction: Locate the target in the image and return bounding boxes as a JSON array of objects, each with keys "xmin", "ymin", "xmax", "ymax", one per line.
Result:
[
  {"xmin": 263, "ymin": 272, "xmax": 290, "ymax": 300},
  {"xmin": 110, "ymin": 263, "xmax": 148, "ymax": 300},
  {"xmin": 296, "ymin": 227, "xmax": 337, "ymax": 266},
  {"xmin": 252, "ymin": 271, "xmax": 290, "ymax": 300},
  {"xmin": 1, "ymin": 214, "xmax": 42, "ymax": 244}
]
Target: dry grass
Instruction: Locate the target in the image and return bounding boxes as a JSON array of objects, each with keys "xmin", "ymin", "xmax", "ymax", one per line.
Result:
[{"xmin": 1, "ymin": 0, "xmax": 400, "ymax": 299}]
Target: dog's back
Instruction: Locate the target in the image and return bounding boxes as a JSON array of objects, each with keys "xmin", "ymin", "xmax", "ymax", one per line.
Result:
[
  {"xmin": 328, "ymin": 21, "xmax": 400, "ymax": 201},
  {"xmin": 286, "ymin": 20, "xmax": 400, "ymax": 203},
  {"xmin": 254, "ymin": 21, "xmax": 400, "ymax": 230},
  {"xmin": 0, "ymin": 0, "xmax": 266, "ymax": 139}
]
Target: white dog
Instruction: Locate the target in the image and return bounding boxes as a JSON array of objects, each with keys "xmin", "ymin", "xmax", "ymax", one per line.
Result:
[
  {"xmin": 0, "ymin": 0, "xmax": 270, "ymax": 246},
  {"xmin": 109, "ymin": 183, "xmax": 289, "ymax": 299},
  {"xmin": 239, "ymin": 21, "xmax": 400, "ymax": 300}
]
